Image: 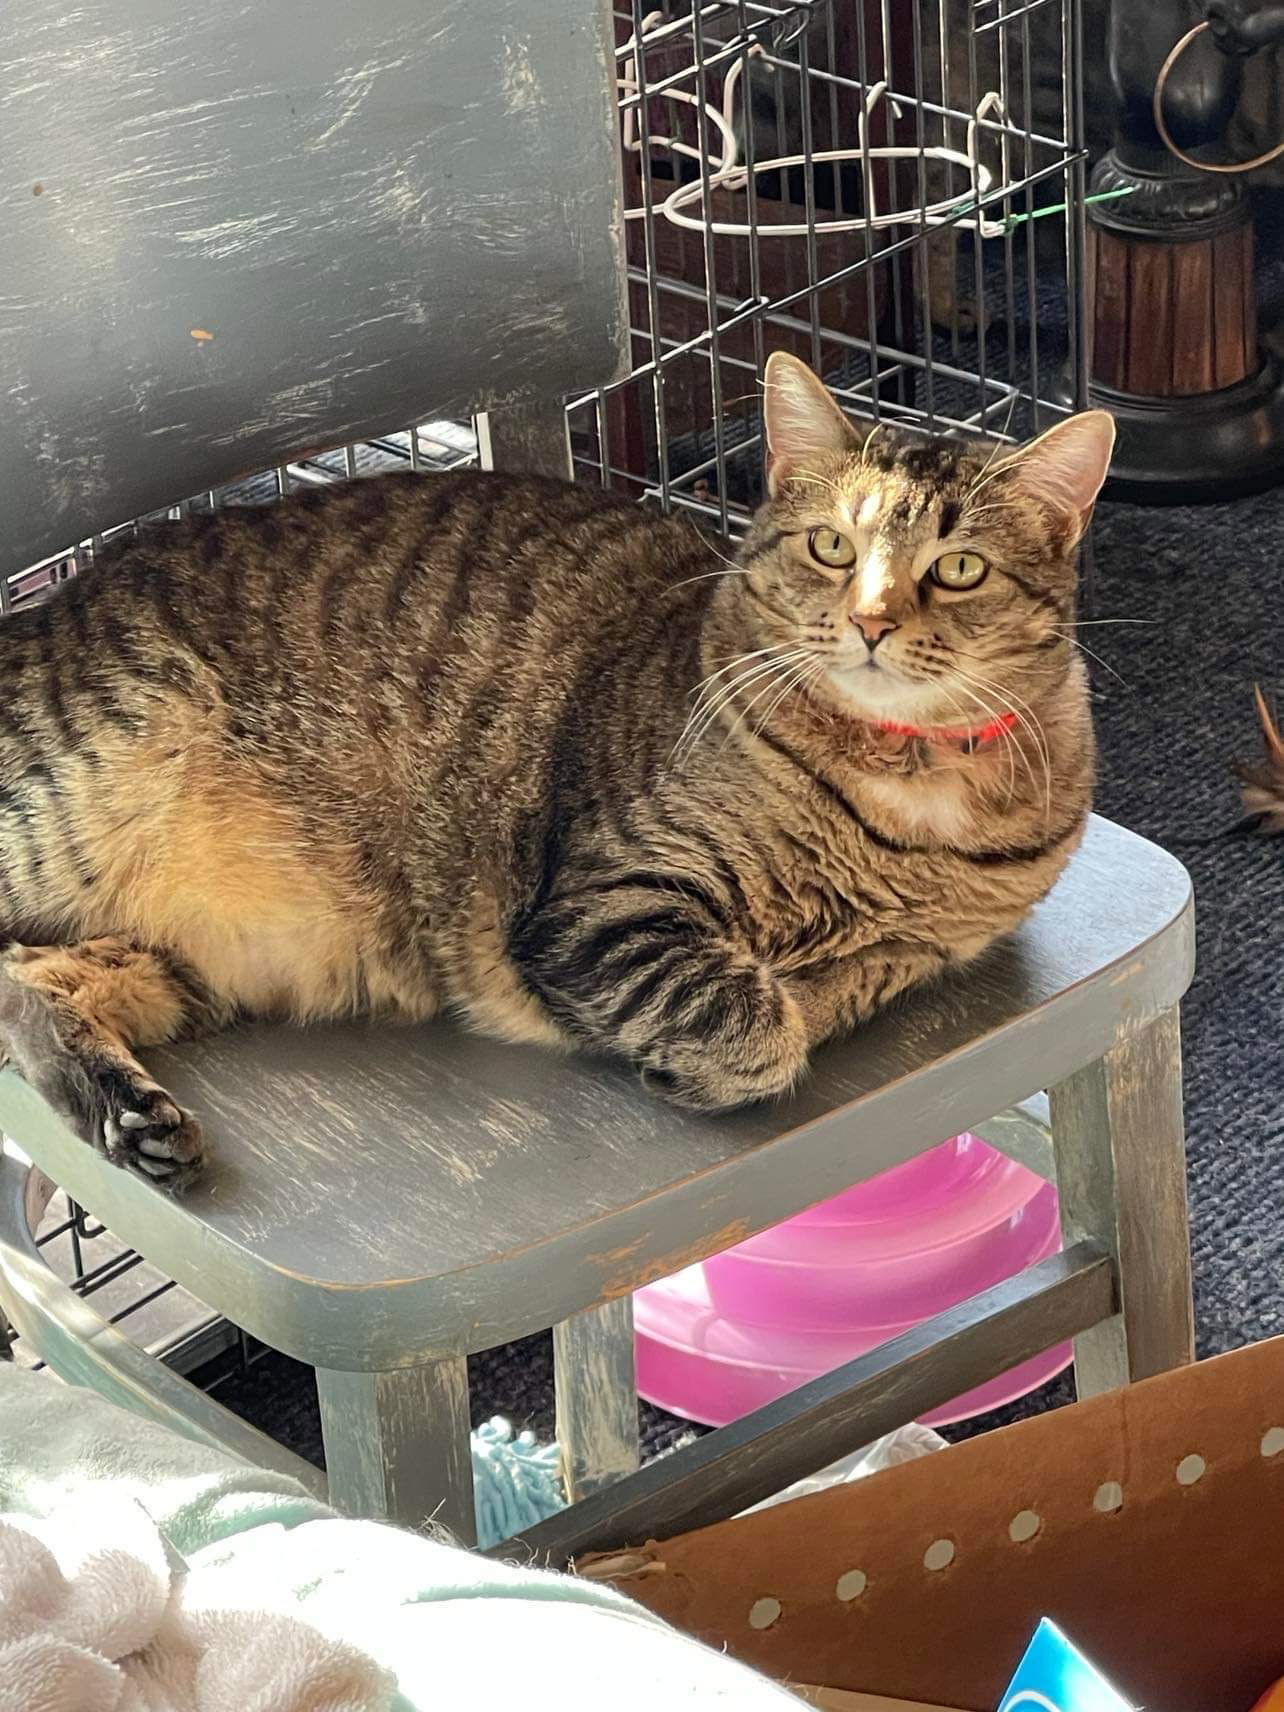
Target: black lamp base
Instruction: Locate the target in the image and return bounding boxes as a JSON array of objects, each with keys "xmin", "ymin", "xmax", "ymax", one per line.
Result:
[{"xmin": 1055, "ymin": 354, "xmax": 1284, "ymax": 504}]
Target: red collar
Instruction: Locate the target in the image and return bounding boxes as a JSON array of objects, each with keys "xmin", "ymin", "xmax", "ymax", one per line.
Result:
[{"xmin": 870, "ymin": 712, "xmax": 1019, "ymax": 749}]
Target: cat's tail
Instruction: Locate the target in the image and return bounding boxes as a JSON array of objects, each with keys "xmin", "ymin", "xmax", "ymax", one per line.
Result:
[{"xmin": 1236, "ymin": 685, "xmax": 1284, "ymax": 836}]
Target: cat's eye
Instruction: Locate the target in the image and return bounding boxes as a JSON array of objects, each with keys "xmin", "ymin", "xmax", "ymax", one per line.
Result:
[
  {"xmin": 930, "ymin": 550, "xmax": 988, "ymax": 590},
  {"xmin": 808, "ymin": 527, "xmax": 857, "ymax": 570}
]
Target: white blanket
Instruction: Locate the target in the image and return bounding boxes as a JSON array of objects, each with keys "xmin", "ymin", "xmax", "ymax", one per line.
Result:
[
  {"xmin": 0, "ymin": 1499, "xmax": 393, "ymax": 1712},
  {"xmin": 0, "ymin": 1367, "xmax": 798, "ymax": 1712}
]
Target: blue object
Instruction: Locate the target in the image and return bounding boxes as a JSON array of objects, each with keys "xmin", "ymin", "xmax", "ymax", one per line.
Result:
[
  {"xmin": 471, "ymin": 1417, "xmax": 566, "ymax": 1549},
  {"xmin": 999, "ymin": 1618, "xmax": 1134, "ymax": 1712}
]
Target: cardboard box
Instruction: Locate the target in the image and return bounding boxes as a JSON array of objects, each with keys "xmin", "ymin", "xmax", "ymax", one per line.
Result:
[{"xmin": 587, "ymin": 1339, "xmax": 1284, "ymax": 1711}]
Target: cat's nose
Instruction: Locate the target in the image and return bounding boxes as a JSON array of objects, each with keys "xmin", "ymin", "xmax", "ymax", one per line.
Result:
[{"xmin": 850, "ymin": 613, "xmax": 900, "ymax": 652}]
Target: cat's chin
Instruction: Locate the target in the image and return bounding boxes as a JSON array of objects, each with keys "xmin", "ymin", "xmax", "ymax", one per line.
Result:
[{"xmin": 823, "ymin": 662, "xmax": 945, "ymax": 728}]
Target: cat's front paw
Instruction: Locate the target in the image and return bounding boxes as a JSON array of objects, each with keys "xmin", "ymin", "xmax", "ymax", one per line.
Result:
[
  {"xmin": 38, "ymin": 1054, "xmax": 207, "ymax": 1193},
  {"xmin": 639, "ymin": 1041, "xmax": 804, "ymax": 1114},
  {"xmin": 95, "ymin": 1070, "xmax": 205, "ymax": 1191}
]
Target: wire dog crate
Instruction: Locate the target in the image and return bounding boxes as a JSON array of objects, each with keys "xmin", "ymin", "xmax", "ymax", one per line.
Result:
[
  {"xmin": 2, "ymin": 0, "xmax": 1092, "ymax": 1401},
  {"xmin": 0, "ymin": 423, "xmax": 480, "ymax": 618},
  {"xmin": 2, "ymin": 0, "xmax": 1089, "ymax": 610},
  {"xmin": 570, "ymin": 0, "xmax": 1089, "ymax": 529}
]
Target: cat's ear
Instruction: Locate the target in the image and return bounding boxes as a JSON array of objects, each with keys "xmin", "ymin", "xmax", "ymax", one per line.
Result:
[
  {"xmin": 763, "ymin": 352, "xmax": 858, "ymax": 495},
  {"xmin": 1004, "ymin": 410, "xmax": 1116, "ymax": 544}
]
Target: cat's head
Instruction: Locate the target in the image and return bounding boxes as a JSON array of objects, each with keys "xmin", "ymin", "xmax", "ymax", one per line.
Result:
[{"xmin": 732, "ymin": 353, "xmax": 1114, "ymax": 731}]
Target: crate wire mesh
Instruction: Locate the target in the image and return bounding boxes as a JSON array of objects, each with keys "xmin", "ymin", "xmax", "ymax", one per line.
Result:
[
  {"xmin": 568, "ymin": 0, "xmax": 1089, "ymax": 531},
  {"xmin": 2, "ymin": 0, "xmax": 1090, "ymax": 1388},
  {"xmin": 0, "ymin": 421, "xmax": 478, "ymax": 617},
  {"xmin": 4, "ymin": 1163, "xmax": 225, "ymax": 1375}
]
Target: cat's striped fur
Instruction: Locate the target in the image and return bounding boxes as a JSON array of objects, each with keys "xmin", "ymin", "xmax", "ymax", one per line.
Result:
[{"xmin": 0, "ymin": 355, "xmax": 1112, "ymax": 1187}]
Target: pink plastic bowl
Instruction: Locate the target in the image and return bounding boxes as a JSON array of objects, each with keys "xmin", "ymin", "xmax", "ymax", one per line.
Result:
[{"xmin": 635, "ymin": 1133, "xmax": 1071, "ymax": 1428}]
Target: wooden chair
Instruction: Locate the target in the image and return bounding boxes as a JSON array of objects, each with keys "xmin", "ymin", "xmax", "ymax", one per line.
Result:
[
  {"xmin": 0, "ymin": 0, "xmax": 1195, "ymax": 1565},
  {"xmin": 0, "ymin": 815, "xmax": 1195, "ymax": 1561}
]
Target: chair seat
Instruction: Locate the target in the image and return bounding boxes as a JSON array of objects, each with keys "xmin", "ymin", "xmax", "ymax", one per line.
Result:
[{"xmin": 0, "ymin": 815, "xmax": 1192, "ymax": 1371}]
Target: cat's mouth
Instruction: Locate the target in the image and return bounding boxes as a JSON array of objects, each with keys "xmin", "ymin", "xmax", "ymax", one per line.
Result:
[
  {"xmin": 833, "ymin": 652, "xmax": 906, "ymax": 685},
  {"xmin": 825, "ymin": 653, "xmax": 974, "ymax": 734},
  {"xmin": 827, "ymin": 655, "xmax": 930, "ymax": 718}
]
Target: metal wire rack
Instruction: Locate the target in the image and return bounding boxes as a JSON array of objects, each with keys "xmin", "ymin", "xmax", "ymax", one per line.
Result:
[
  {"xmin": 2, "ymin": 0, "xmax": 1090, "ymax": 1394},
  {"xmin": 568, "ymin": 0, "xmax": 1088, "ymax": 530},
  {"xmin": 4, "ymin": 1179, "xmax": 219, "ymax": 1373},
  {"xmin": 0, "ymin": 421, "xmax": 478, "ymax": 617}
]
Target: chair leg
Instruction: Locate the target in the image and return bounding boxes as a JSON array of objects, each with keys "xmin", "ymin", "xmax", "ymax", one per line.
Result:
[
  {"xmin": 1049, "ymin": 1006, "xmax": 1195, "ymax": 1396},
  {"xmin": 316, "ymin": 1359, "xmax": 475, "ymax": 1544},
  {"xmin": 476, "ymin": 395, "xmax": 572, "ymax": 480},
  {"xmin": 553, "ymin": 1297, "xmax": 639, "ymax": 1502}
]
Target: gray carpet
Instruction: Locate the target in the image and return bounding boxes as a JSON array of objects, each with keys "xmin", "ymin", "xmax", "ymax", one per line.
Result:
[
  {"xmin": 1089, "ymin": 491, "xmax": 1284, "ymax": 1361},
  {"xmin": 198, "ymin": 481, "xmax": 1284, "ymax": 1464}
]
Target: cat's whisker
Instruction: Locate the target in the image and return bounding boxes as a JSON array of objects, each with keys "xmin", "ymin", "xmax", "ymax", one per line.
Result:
[
  {"xmin": 986, "ymin": 703, "xmax": 1025, "ymax": 812},
  {"xmin": 786, "ymin": 656, "xmax": 829, "ymax": 711},
  {"xmin": 782, "ymin": 659, "xmax": 832, "ymax": 735},
  {"xmin": 969, "ymin": 688, "xmax": 1033, "ymax": 813},
  {"xmin": 748, "ymin": 656, "xmax": 826, "ymax": 742},
  {"xmin": 678, "ymin": 655, "xmax": 792, "ymax": 757},
  {"xmin": 1050, "ymin": 632, "xmax": 1132, "ymax": 690},
  {"xmin": 689, "ymin": 642, "xmax": 797, "ymax": 701},
  {"xmin": 704, "ymin": 642, "xmax": 798, "ymax": 673},
  {"xmin": 726, "ymin": 655, "xmax": 819, "ymax": 750},
  {"xmin": 947, "ymin": 661, "xmax": 1052, "ymax": 823},
  {"xmin": 696, "ymin": 645, "xmax": 794, "ymax": 683},
  {"xmin": 707, "ymin": 654, "xmax": 814, "ymax": 756},
  {"xmin": 940, "ymin": 677, "xmax": 1020, "ymax": 806},
  {"xmin": 782, "ymin": 473, "xmax": 840, "ymax": 493},
  {"xmin": 679, "ymin": 514, "xmax": 745, "ymax": 571},
  {"xmin": 961, "ymin": 444, "xmax": 1025, "ymax": 506},
  {"xmin": 931, "ymin": 679, "xmax": 1016, "ymax": 802},
  {"xmin": 778, "ymin": 473, "xmax": 849, "ymax": 510},
  {"xmin": 965, "ymin": 392, "xmax": 1023, "ymax": 496},
  {"xmin": 666, "ymin": 567, "xmax": 750, "ymax": 594},
  {"xmin": 679, "ymin": 671, "xmax": 787, "ymax": 761},
  {"xmin": 941, "ymin": 644, "xmax": 1059, "ymax": 764},
  {"xmin": 673, "ymin": 648, "xmax": 813, "ymax": 766},
  {"xmin": 987, "ymin": 696, "xmax": 1052, "ymax": 826},
  {"xmin": 695, "ymin": 533, "xmax": 749, "ymax": 573},
  {"xmin": 953, "ymin": 663, "xmax": 1052, "ymax": 782}
]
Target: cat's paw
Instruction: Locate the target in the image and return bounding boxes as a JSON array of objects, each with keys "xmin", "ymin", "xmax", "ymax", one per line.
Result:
[
  {"xmin": 640, "ymin": 1064, "xmax": 754, "ymax": 1112},
  {"xmin": 639, "ymin": 1043, "xmax": 803, "ymax": 1114},
  {"xmin": 634, "ymin": 974, "xmax": 809, "ymax": 1113},
  {"xmin": 94, "ymin": 1069, "xmax": 205, "ymax": 1191}
]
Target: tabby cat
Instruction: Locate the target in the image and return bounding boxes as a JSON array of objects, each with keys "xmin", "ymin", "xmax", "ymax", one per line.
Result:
[{"xmin": 0, "ymin": 355, "xmax": 1112, "ymax": 1189}]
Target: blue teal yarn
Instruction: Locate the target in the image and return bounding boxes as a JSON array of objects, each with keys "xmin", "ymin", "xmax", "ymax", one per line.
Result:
[{"xmin": 471, "ymin": 1417, "xmax": 566, "ymax": 1548}]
